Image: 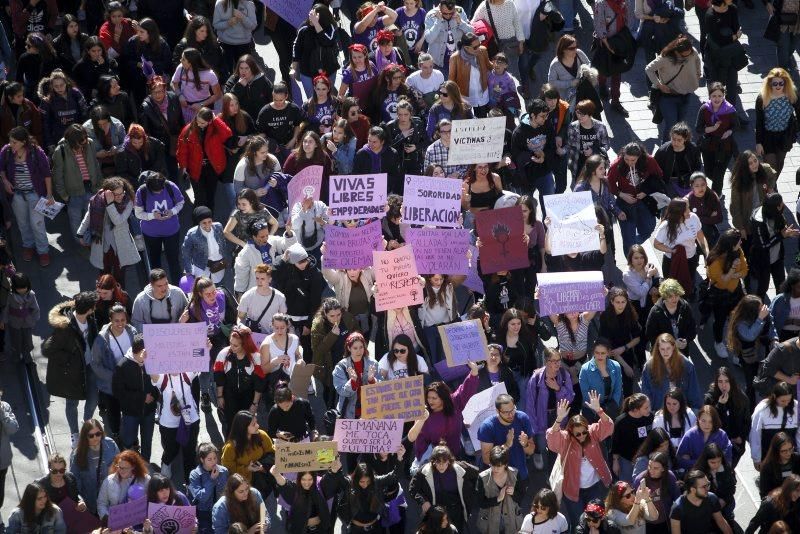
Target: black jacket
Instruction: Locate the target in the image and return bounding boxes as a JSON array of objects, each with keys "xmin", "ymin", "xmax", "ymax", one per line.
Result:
[
  {"xmin": 72, "ymin": 57, "xmax": 119, "ymax": 101},
  {"xmin": 37, "ymin": 473, "xmax": 81, "ymax": 504},
  {"xmin": 43, "ymin": 301, "xmax": 99, "ymax": 401},
  {"xmin": 292, "ymin": 24, "xmax": 340, "ymax": 78},
  {"xmin": 223, "ymin": 74, "xmax": 274, "ymax": 126},
  {"xmin": 746, "ymin": 496, "xmax": 800, "ymax": 534},
  {"xmin": 644, "ymin": 297, "xmax": 697, "ymax": 345},
  {"xmin": 277, "ymin": 472, "xmax": 347, "ymax": 534},
  {"xmin": 758, "ymin": 452, "xmax": 800, "ymax": 498},
  {"xmin": 90, "ymin": 92, "xmax": 138, "ymax": 128},
  {"xmin": 271, "ymin": 258, "xmax": 327, "ymax": 319},
  {"xmin": 352, "ymin": 146, "xmax": 403, "ymax": 195},
  {"xmin": 477, "ymin": 366, "xmax": 519, "ymax": 403},
  {"xmin": 339, "ymin": 462, "xmax": 401, "ymax": 523},
  {"xmin": 140, "ymin": 92, "xmax": 185, "ymax": 156},
  {"xmin": 111, "ymin": 355, "xmax": 160, "ymax": 416},
  {"xmin": 53, "ymin": 32, "xmax": 90, "ymax": 74},
  {"xmin": 653, "ymin": 140, "xmax": 702, "ymax": 194},
  {"xmin": 114, "ymin": 137, "xmax": 168, "ymax": 185},
  {"xmin": 383, "ymin": 117, "xmax": 430, "ymax": 176}
]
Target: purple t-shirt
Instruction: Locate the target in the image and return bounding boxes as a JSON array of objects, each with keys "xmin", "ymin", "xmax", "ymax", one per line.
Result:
[
  {"xmin": 135, "ymin": 182, "xmax": 183, "ymax": 237},
  {"xmin": 302, "ymin": 99, "xmax": 336, "ymax": 135},
  {"xmin": 341, "ymin": 61, "xmax": 377, "ymax": 86},
  {"xmin": 396, "ymin": 7, "xmax": 426, "ymax": 49},
  {"xmin": 200, "ymin": 291, "xmax": 225, "ymax": 335},
  {"xmin": 380, "ymin": 91, "xmax": 401, "ymax": 123},
  {"xmin": 354, "ymin": 19, "xmax": 384, "ymax": 51}
]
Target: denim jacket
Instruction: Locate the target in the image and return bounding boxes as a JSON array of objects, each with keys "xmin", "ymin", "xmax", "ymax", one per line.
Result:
[
  {"xmin": 68, "ymin": 437, "xmax": 120, "ymax": 514},
  {"xmin": 332, "ymin": 357, "xmax": 381, "ymax": 419},
  {"xmin": 578, "ymin": 357, "xmax": 622, "ymax": 408},
  {"xmin": 211, "ymin": 489, "xmax": 266, "ymax": 534},
  {"xmin": 6, "ymin": 507, "xmax": 66, "ymax": 534},
  {"xmin": 188, "ymin": 464, "xmax": 229, "ymax": 512},
  {"xmin": 181, "ymin": 223, "xmax": 230, "ymax": 274}
]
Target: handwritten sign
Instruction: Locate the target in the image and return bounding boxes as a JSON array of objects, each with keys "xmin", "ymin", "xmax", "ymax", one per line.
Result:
[
  {"xmin": 463, "ymin": 245, "xmax": 485, "ymax": 294},
  {"xmin": 405, "ymin": 228, "xmax": 471, "ymax": 275},
  {"xmin": 544, "ymin": 191, "xmax": 600, "ymax": 256},
  {"xmin": 361, "ymin": 374, "xmax": 426, "ymax": 421},
  {"xmin": 287, "ymin": 165, "xmax": 323, "ymax": 209},
  {"xmin": 108, "ymin": 496, "xmax": 148, "ymax": 531},
  {"xmin": 438, "ymin": 319, "xmax": 490, "ymax": 367},
  {"xmin": 328, "ymin": 173, "xmax": 387, "ymax": 221},
  {"xmin": 148, "ymin": 503, "xmax": 196, "ymax": 534},
  {"xmin": 463, "ymin": 382, "xmax": 507, "ymax": 449},
  {"xmin": 262, "ymin": 0, "xmax": 312, "ymax": 28},
  {"xmin": 275, "ymin": 441, "xmax": 338, "ymax": 472},
  {"xmin": 324, "ymin": 220, "xmax": 384, "ymax": 269},
  {"xmin": 537, "ymin": 271, "xmax": 606, "ymax": 316},
  {"xmin": 474, "ymin": 206, "xmax": 529, "ymax": 274},
  {"xmin": 373, "ymin": 247, "xmax": 424, "ymax": 312},
  {"xmin": 402, "ymin": 175, "xmax": 462, "ymax": 227},
  {"xmin": 447, "ymin": 117, "xmax": 506, "ymax": 166},
  {"xmin": 59, "ymin": 497, "xmax": 101, "ymax": 533},
  {"xmin": 143, "ymin": 323, "xmax": 208, "ymax": 374},
  {"xmin": 289, "ymin": 363, "xmax": 316, "ymax": 399},
  {"xmin": 333, "ymin": 419, "xmax": 404, "ymax": 453}
]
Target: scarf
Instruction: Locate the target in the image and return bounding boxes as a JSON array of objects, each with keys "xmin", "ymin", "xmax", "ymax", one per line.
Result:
[
  {"xmin": 89, "ymin": 190, "xmax": 129, "ymax": 242},
  {"xmin": 156, "ymin": 95, "xmax": 169, "ymax": 118},
  {"xmin": 701, "ymin": 99, "xmax": 736, "ymax": 124},
  {"xmin": 375, "ymin": 48, "xmax": 398, "ymax": 73},
  {"xmin": 460, "ymin": 46, "xmax": 479, "ymax": 69},
  {"xmin": 607, "ymin": 0, "xmax": 627, "ymax": 31}
]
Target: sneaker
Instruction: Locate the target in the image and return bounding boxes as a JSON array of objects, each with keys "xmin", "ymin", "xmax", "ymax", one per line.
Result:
[
  {"xmin": 38, "ymin": 253, "xmax": 50, "ymax": 267},
  {"xmin": 200, "ymin": 392, "xmax": 211, "ymax": 412},
  {"xmin": 714, "ymin": 342, "xmax": 729, "ymax": 359},
  {"xmin": 22, "ymin": 248, "xmax": 33, "ymax": 262},
  {"xmin": 70, "ymin": 433, "xmax": 80, "ymax": 449},
  {"xmin": 533, "ymin": 453, "xmax": 544, "ymax": 470}
]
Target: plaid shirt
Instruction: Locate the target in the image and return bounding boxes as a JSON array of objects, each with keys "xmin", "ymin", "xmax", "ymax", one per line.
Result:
[{"xmin": 423, "ymin": 140, "xmax": 468, "ymax": 179}]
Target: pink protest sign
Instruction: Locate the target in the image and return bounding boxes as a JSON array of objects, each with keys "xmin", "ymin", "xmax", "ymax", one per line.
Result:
[
  {"xmin": 475, "ymin": 206, "xmax": 529, "ymax": 274},
  {"xmin": 328, "ymin": 174, "xmax": 387, "ymax": 221},
  {"xmin": 463, "ymin": 245, "xmax": 485, "ymax": 294},
  {"xmin": 373, "ymin": 246, "xmax": 424, "ymax": 312},
  {"xmin": 108, "ymin": 496, "xmax": 148, "ymax": 531},
  {"xmin": 402, "ymin": 175, "xmax": 462, "ymax": 227},
  {"xmin": 405, "ymin": 228, "xmax": 470, "ymax": 275},
  {"xmin": 333, "ymin": 419, "xmax": 404, "ymax": 453},
  {"xmin": 287, "ymin": 165, "xmax": 323, "ymax": 209},
  {"xmin": 324, "ymin": 220, "xmax": 384, "ymax": 269},
  {"xmin": 148, "ymin": 503, "xmax": 197, "ymax": 534}
]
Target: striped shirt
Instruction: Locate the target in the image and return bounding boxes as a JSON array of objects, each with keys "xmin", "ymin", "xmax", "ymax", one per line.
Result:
[
  {"xmin": 14, "ymin": 161, "xmax": 33, "ymax": 192},
  {"xmin": 74, "ymin": 150, "xmax": 90, "ymax": 182}
]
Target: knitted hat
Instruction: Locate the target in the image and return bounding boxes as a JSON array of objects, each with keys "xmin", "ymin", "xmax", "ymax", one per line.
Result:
[{"xmin": 193, "ymin": 206, "xmax": 213, "ymax": 225}]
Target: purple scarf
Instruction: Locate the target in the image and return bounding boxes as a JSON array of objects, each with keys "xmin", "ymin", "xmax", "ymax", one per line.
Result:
[
  {"xmin": 88, "ymin": 190, "xmax": 129, "ymax": 242},
  {"xmin": 701, "ymin": 100, "xmax": 736, "ymax": 124},
  {"xmin": 375, "ymin": 48, "xmax": 399, "ymax": 73}
]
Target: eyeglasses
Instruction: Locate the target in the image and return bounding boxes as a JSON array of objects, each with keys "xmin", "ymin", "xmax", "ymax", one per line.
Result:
[
  {"xmin": 440, "ymin": 129, "xmax": 452, "ymax": 134},
  {"xmin": 498, "ymin": 408, "xmax": 515, "ymax": 416},
  {"xmin": 698, "ymin": 483, "xmax": 711, "ymax": 489},
  {"xmin": 50, "ymin": 468, "xmax": 66, "ymax": 474},
  {"xmin": 88, "ymin": 431, "xmax": 103, "ymax": 438},
  {"xmin": 772, "ymin": 80, "xmax": 786, "ymax": 87},
  {"xmin": 547, "ymin": 358, "xmax": 562, "ymax": 364},
  {"xmin": 392, "ymin": 348, "xmax": 408, "ymax": 354},
  {"xmin": 572, "ymin": 430, "xmax": 588, "ymax": 438}
]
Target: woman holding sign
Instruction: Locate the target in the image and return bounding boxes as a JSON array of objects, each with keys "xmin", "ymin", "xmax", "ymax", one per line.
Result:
[
  {"xmin": 220, "ymin": 410, "xmax": 275, "ymax": 499},
  {"xmin": 96, "ymin": 450, "xmax": 151, "ymax": 523},
  {"xmin": 270, "ymin": 458, "xmax": 346, "ymax": 534}
]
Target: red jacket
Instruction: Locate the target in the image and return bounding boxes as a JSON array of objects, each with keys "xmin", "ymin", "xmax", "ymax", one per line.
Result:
[
  {"xmin": 176, "ymin": 116, "xmax": 232, "ymax": 181},
  {"xmin": 607, "ymin": 154, "xmax": 663, "ymax": 197},
  {"xmin": 98, "ymin": 19, "xmax": 137, "ymax": 57}
]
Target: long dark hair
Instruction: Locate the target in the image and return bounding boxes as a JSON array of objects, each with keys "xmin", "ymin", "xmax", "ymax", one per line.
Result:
[
  {"xmin": 660, "ymin": 388, "xmax": 690, "ymax": 433},
  {"xmin": 633, "ymin": 427, "xmax": 675, "ymax": 463},
  {"xmin": 18, "ymin": 482, "xmax": 57, "ymax": 526},
  {"xmin": 425, "ymin": 382, "xmax": 455, "ymax": 416},
  {"xmin": 727, "ymin": 296, "xmax": 766, "ymax": 355},
  {"xmin": 182, "ymin": 16, "xmax": 218, "ymax": 48},
  {"xmin": 600, "ymin": 287, "xmax": 638, "ymax": 329},
  {"xmin": 179, "ymin": 48, "xmax": 210, "ymax": 90},
  {"xmin": 136, "ymin": 18, "xmax": 163, "ymax": 54},
  {"xmin": 662, "ymin": 198, "xmax": 688, "ymax": 244},
  {"xmin": 147, "ymin": 474, "xmax": 182, "ymax": 504},
  {"xmin": 224, "ymin": 474, "xmax": 260, "ymax": 527},
  {"xmin": 292, "ymin": 131, "xmax": 324, "ymax": 163},
  {"xmin": 74, "ymin": 419, "xmax": 105, "ymax": 468},
  {"xmin": 226, "ymin": 410, "xmax": 264, "ymax": 457},
  {"xmin": 731, "ymin": 150, "xmax": 766, "ymax": 193},
  {"xmin": 388, "ymin": 334, "xmax": 419, "ymax": 376},
  {"xmin": 767, "ymin": 382, "xmax": 795, "ymax": 419},
  {"xmin": 419, "ymin": 506, "xmax": 451, "ymax": 534},
  {"xmin": 762, "ymin": 193, "xmax": 787, "ymax": 233},
  {"xmin": 771, "ymin": 474, "xmax": 800, "ymax": 517},
  {"xmin": 706, "ymin": 366, "xmax": 749, "ymax": 413},
  {"xmin": 762, "ymin": 432, "xmax": 796, "ymax": 482},
  {"xmin": 348, "ymin": 462, "xmax": 384, "ymax": 511},
  {"xmin": 616, "ymin": 142, "xmax": 649, "ymax": 175},
  {"xmin": 661, "ymin": 34, "xmax": 694, "ymax": 62},
  {"xmin": 692, "ymin": 442, "xmax": 731, "ymax": 476},
  {"xmin": 705, "ymin": 228, "xmax": 742, "ymax": 274}
]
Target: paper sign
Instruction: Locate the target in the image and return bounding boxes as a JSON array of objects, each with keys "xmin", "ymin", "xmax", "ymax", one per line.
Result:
[
  {"xmin": 108, "ymin": 496, "xmax": 148, "ymax": 531},
  {"xmin": 324, "ymin": 220, "xmax": 384, "ymax": 269},
  {"xmin": 405, "ymin": 228, "xmax": 471, "ymax": 275},
  {"xmin": 333, "ymin": 419, "xmax": 404, "ymax": 453},
  {"xmin": 34, "ymin": 196, "xmax": 65, "ymax": 220},
  {"xmin": 289, "ymin": 363, "xmax": 316, "ymax": 399},
  {"xmin": 402, "ymin": 175, "xmax": 462, "ymax": 227},
  {"xmin": 463, "ymin": 245, "xmax": 485, "ymax": 294},
  {"xmin": 447, "ymin": 117, "xmax": 506, "ymax": 166},
  {"xmin": 262, "ymin": 0, "xmax": 312, "ymax": 28},
  {"xmin": 275, "ymin": 441, "xmax": 338, "ymax": 472},
  {"xmin": 463, "ymin": 382, "xmax": 507, "ymax": 449},
  {"xmin": 433, "ymin": 359, "xmax": 470, "ymax": 383},
  {"xmin": 361, "ymin": 375, "xmax": 426, "ymax": 421},
  {"xmin": 148, "ymin": 503, "xmax": 196, "ymax": 534},
  {"xmin": 328, "ymin": 173, "xmax": 387, "ymax": 221},
  {"xmin": 59, "ymin": 497, "xmax": 101, "ymax": 533},
  {"xmin": 438, "ymin": 319, "xmax": 490, "ymax": 367},
  {"xmin": 474, "ymin": 206, "xmax": 529, "ymax": 274},
  {"xmin": 373, "ymin": 247, "xmax": 424, "ymax": 312},
  {"xmin": 537, "ymin": 271, "xmax": 606, "ymax": 316},
  {"xmin": 143, "ymin": 323, "xmax": 209, "ymax": 374},
  {"xmin": 287, "ymin": 165, "xmax": 323, "ymax": 209},
  {"xmin": 544, "ymin": 191, "xmax": 600, "ymax": 256}
]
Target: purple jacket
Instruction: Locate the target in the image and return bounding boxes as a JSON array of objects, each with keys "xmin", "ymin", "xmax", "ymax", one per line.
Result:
[
  {"xmin": 415, "ymin": 372, "xmax": 479, "ymax": 459},
  {"xmin": 676, "ymin": 426, "xmax": 733, "ymax": 469},
  {"xmin": 0, "ymin": 144, "xmax": 50, "ymax": 197},
  {"xmin": 525, "ymin": 367, "xmax": 574, "ymax": 434}
]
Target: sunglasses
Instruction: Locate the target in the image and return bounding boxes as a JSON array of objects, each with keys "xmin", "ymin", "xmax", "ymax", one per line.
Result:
[
  {"xmin": 50, "ymin": 468, "xmax": 66, "ymax": 474},
  {"xmin": 439, "ymin": 92, "xmax": 449, "ymax": 97},
  {"xmin": 573, "ymin": 430, "xmax": 588, "ymax": 438},
  {"xmin": 88, "ymin": 431, "xmax": 103, "ymax": 438},
  {"xmin": 772, "ymin": 80, "xmax": 786, "ymax": 87},
  {"xmin": 393, "ymin": 348, "xmax": 408, "ymax": 354}
]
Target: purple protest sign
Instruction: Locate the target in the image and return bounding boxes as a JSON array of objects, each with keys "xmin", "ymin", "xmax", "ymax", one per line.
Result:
[
  {"xmin": 108, "ymin": 496, "xmax": 148, "ymax": 531},
  {"xmin": 537, "ymin": 271, "xmax": 606, "ymax": 316},
  {"xmin": 402, "ymin": 175, "xmax": 462, "ymax": 227},
  {"xmin": 148, "ymin": 503, "xmax": 197, "ymax": 534},
  {"xmin": 333, "ymin": 419, "xmax": 404, "ymax": 453},
  {"xmin": 433, "ymin": 359, "xmax": 470, "ymax": 383},
  {"xmin": 328, "ymin": 174, "xmax": 387, "ymax": 221},
  {"xmin": 438, "ymin": 319, "xmax": 490, "ymax": 367},
  {"xmin": 60, "ymin": 497, "xmax": 101, "ymax": 534},
  {"xmin": 405, "ymin": 228, "xmax": 470, "ymax": 275},
  {"xmin": 287, "ymin": 165, "xmax": 323, "ymax": 209},
  {"xmin": 263, "ymin": 0, "xmax": 312, "ymax": 28},
  {"xmin": 463, "ymin": 245, "xmax": 485, "ymax": 294},
  {"xmin": 324, "ymin": 220, "xmax": 383, "ymax": 269}
]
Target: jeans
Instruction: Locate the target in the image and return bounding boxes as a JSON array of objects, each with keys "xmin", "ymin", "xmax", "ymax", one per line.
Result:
[
  {"xmin": 144, "ymin": 233, "xmax": 181, "ymax": 283},
  {"xmin": 121, "ymin": 412, "xmax": 156, "ymax": 462},
  {"xmin": 562, "ymin": 480, "xmax": 607, "ymax": 529},
  {"xmin": 520, "ymin": 173, "xmax": 555, "ymax": 217},
  {"xmin": 423, "ymin": 325, "xmax": 445, "ymax": 365},
  {"xmin": 12, "ymin": 191, "xmax": 48, "ymax": 253},
  {"xmin": 219, "ymin": 182, "xmax": 236, "ymax": 218},
  {"xmin": 513, "ymin": 370, "xmax": 529, "ymax": 415},
  {"xmin": 65, "ymin": 366, "xmax": 99, "ymax": 434},
  {"xmin": 558, "ymin": 0, "xmax": 577, "ymax": 31},
  {"xmin": 618, "ymin": 201, "xmax": 656, "ymax": 255},
  {"xmin": 777, "ymin": 31, "xmax": 800, "ymax": 85},
  {"xmin": 297, "ymin": 73, "xmax": 314, "ymax": 101},
  {"xmin": 67, "ymin": 191, "xmax": 92, "ymax": 241},
  {"xmin": 658, "ymin": 93, "xmax": 690, "ymax": 141}
]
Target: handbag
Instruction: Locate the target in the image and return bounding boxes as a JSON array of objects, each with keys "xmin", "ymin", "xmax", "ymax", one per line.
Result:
[
  {"xmin": 207, "ymin": 258, "xmax": 226, "ymax": 273},
  {"xmin": 549, "ymin": 440, "xmax": 571, "ymax": 502},
  {"xmin": 243, "ymin": 291, "xmax": 276, "ymax": 333},
  {"xmin": 650, "ymin": 62, "xmax": 685, "ymax": 124}
]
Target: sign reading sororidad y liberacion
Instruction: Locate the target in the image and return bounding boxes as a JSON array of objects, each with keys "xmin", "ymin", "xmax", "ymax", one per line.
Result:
[
  {"xmin": 447, "ymin": 116, "xmax": 506, "ymax": 166},
  {"xmin": 324, "ymin": 220, "xmax": 384, "ymax": 269},
  {"xmin": 332, "ymin": 419, "xmax": 404, "ymax": 453},
  {"xmin": 438, "ymin": 319, "xmax": 490, "ymax": 367},
  {"xmin": 373, "ymin": 246, "xmax": 424, "ymax": 312},
  {"xmin": 402, "ymin": 175, "xmax": 462, "ymax": 227},
  {"xmin": 143, "ymin": 322, "xmax": 208, "ymax": 374},
  {"xmin": 275, "ymin": 441, "xmax": 338, "ymax": 473},
  {"xmin": 537, "ymin": 271, "xmax": 606, "ymax": 316},
  {"xmin": 328, "ymin": 173, "xmax": 387, "ymax": 221},
  {"xmin": 405, "ymin": 228, "xmax": 471, "ymax": 275},
  {"xmin": 543, "ymin": 191, "xmax": 600, "ymax": 256},
  {"xmin": 361, "ymin": 375, "xmax": 426, "ymax": 421}
]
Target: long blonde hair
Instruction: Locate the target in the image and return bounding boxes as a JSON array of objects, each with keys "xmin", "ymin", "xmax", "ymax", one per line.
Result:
[
  {"xmin": 647, "ymin": 333, "xmax": 686, "ymax": 386},
  {"xmin": 761, "ymin": 68, "xmax": 797, "ymax": 107}
]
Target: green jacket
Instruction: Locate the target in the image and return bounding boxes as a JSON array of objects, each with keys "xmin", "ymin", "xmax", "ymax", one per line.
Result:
[{"xmin": 51, "ymin": 138, "xmax": 101, "ymax": 201}]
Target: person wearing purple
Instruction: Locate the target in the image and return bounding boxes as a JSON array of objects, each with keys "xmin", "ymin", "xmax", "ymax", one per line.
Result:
[
  {"xmin": 339, "ymin": 44, "xmax": 378, "ymax": 97},
  {"xmin": 353, "ymin": 2, "xmax": 398, "ymax": 52},
  {"xmin": 396, "ymin": 0, "xmax": 427, "ymax": 62},
  {"xmin": 487, "ymin": 53, "xmax": 518, "ymax": 107},
  {"xmin": 676, "ymin": 405, "xmax": 734, "ymax": 470},
  {"xmin": 133, "ymin": 171, "xmax": 184, "ymax": 283}
]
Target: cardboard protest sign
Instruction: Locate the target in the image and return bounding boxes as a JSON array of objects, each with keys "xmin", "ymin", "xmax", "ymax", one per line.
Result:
[
  {"xmin": 433, "ymin": 359, "xmax": 470, "ymax": 383},
  {"xmin": 60, "ymin": 497, "xmax": 101, "ymax": 534},
  {"xmin": 333, "ymin": 419, "xmax": 404, "ymax": 453},
  {"xmin": 474, "ymin": 206, "xmax": 529, "ymax": 274},
  {"xmin": 108, "ymin": 496, "xmax": 148, "ymax": 531},
  {"xmin": 143, "ymin": 323, "xmax": 208, "ymax": 375},
  {"xmin": 439, "ymin": 319, "xmax": 490, "ymax": 367},
  {"xmin": 324, "ymin": 220, "xmax": 384, "ymax": 269},
  {"xmin": 463, "ymin": 382, "xmax": 507, "ymax": 449},
  {"xmin": 544, "ymin": 191, "xmax": 600, "ymax": 256},
  {"xmin": 405, "ymin": 228, "xmax": 471, "ymax": 275},
  {"xmin": 463, "ymin": 245, "xmax": 485, "ymax": 294},
  {"xmin": 148, "ymin": 503, "xmax": 196, "ymax": 534},
  {"xmin": 537, "ymin": 271, "xmax": 606, "ymax": 316},
  {"xmin": 287, "ymin": 165, "xmax": 323, "ymax": 209},
  {"xmin": 402, "ymin": 175, "xmax": 462, "ymax": 227},
  {"xmin": 447, "ymin": 117, "xmax": 506, "ymax": 166},
  {"xmin": 373, "ymin": 247, "xmax": 424, "ymax": 312},
  {"xmin": 289, "ymin": 363, "xmax": 316, "ymax": 399},
  {"xmin": 262, "ymin": 0, "xmax": 312, "ymax": 28},
  {"xmin": 361, "ymin": 375, "xmax": 426, "ymax": 421},
  {"xmin": 275, "ymin": 441, "xmax": 338, "ymax": 472},
  {"xmin": 328, "ymin": 173, "xmax": 387, "ymax": 221}
]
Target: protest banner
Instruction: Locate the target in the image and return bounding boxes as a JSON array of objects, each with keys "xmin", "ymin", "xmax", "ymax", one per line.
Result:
[
  {"xmin": 463, "ymin": 382, "xmax": 507, "ymax": 449},
  {"xmin": 275, "ymin": 441, "xmax": 338, "ymax": 472},
  {"xmin": 143, "ymin": 322, "xmax": 208, "ymax": 374},
  {"xmin": 328, "ymin": 173, "xmax": 387, "ymax": 221},
  {"xmin": 333, "ymin": 419, "xmax": 404, "ymax": 453},
  {"xmin": 438, "ymin": 319, "xmax": 490, "ymax": 367},
  {"xmin": 108, "ymin": 496, "xmax": 148, "ymax": 531},
  {"xmin": 287, "ymin": 165, "xmax": 323, "ymax": 209},
  {"xmin": 463, "ymin": 245, "xmax": 485, "ymax": 294},
  {"xmin": 405, "ymin": 228, "xmax": 471, "ymax": 275},
  {"xmin": 148, "ymin": 503, "xmax": 196, "ymax": 534},
  {"xmin": 537, "ymin": 271, "xmax": 606, "ymax": 316},
  {"xmin": 474, "ymin": 206, "xmax": 529, "ymax": 273},
  {"xmin": 447, "ymin": 117, "xmax": 506, "ymax": 166},
  {"xmin": 289, "ymin": 363, "xmax": 316, "ymax": 399},
  {"xmin": 544, "ymin": 191, "xmax": 600, "ymax": 256},
  {"xmin": 60, "ymin": 497, "xmax": 101, "ymax": 533},
  {"xmin": 324, "ymin": 220, "xmax": 384, "ymax": 269},
  {"xmin": 262, "ymin": 0, "xmax": 312, "ymax": 28},
  {"xmin": 373, "ymin": 247, "xmax": 424, "ymax": 312},
  {"xmin": 433, "ymin": 359, "xmax": 470, "ymax": 383},
  {"xmin": 361, "ymin": 375, "xmax": 426, "ymax": 421},
  {"xmin": 402, "ymin": 175, "xmax": 462, "ymax": 227}
]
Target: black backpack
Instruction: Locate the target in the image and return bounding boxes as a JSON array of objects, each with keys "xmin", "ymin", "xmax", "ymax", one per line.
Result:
[{"xmin": 137, "ymin": 180, "xmax": 177, "ymax": 208}]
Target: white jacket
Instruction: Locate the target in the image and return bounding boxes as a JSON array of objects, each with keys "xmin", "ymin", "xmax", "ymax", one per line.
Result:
[
  {"xmin": 233, "ymin": 234, "xmax": 295, "ymax": 293},
  {"xmin": 749, "ymin": 399, "xmax": 800, "ymax": 462}
]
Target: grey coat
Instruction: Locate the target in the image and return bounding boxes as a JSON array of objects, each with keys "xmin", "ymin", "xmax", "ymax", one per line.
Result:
[
  {"xmin": 77, "ymin": 199, "xmax": 141, "ymax": 268},
  {"xmin": 91, "ymin": 323, "xmax": 138, "ymax": 395},
  {"xmin": 423, "ymin": 6, "xmax": 473, "ymax": 67},
  {"xmin": 0, "ymin": 290, "xmax": 40, "ymax": 329},
  {"xmin": 212, "ymin": 0, "xmax": 257, "ymax": 45},
  {"xmin": 476, "ymin": 467, "xmax": 524, "ymax": 534},
  {"xmin": 0, "ymin": 400, "xmax": 19, "ymax": 470},
  {"xmin": 130, "ymin": 284, "xmax": 188, "ymax": 331}
]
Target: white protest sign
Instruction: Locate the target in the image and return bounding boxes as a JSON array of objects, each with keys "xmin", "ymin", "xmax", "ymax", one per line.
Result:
[
  {"xmin": 463, "ymin": 382, "xmax": 507, "ymax": 450},
  {"xmin": 544, "ymin": 191, "xmax": 600, "ymax": 256},
  {"xmin": 143, "ymin": 323, "xmax": 209, "ymax": 374},
  {"xmin": 447, "ymin": 117, "xmax": 506, "ymax": 166}
]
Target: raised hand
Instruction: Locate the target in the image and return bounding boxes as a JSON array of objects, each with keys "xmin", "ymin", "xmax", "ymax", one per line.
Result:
[
  {"xmin": 556, "ymin": 399, "xmax": 570, "ymax": 421},
  {"xmin": 585, "ymin": 390, "xmax": 602, "ymax": 413}
]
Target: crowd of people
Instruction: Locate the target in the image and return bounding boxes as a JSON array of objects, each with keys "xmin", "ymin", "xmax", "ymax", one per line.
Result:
[{"xmin": 0, "ymin": 0, "xmax": 799, "ymax": 532}]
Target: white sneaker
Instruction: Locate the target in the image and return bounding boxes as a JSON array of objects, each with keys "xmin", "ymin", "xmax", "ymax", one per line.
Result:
[
  {"xmin": 70, "ymin": 433, "xmax": 80, "ymax": 449},
  {"xmin": 533, "ymin": 453, "xmax": 544, "ymax": 470},
  {"xmin": 714, "ymin": 342, "xmax": 729, "ymax": 359}
]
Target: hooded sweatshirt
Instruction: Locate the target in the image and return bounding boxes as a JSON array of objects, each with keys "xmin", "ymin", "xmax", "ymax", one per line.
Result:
[
  {"xmin": 130, "ymin": 283, "xmax": 189, "ymax": 330},
  {"xmin": 511, "ymin": 114, "xmax": 555, "ymax": 180}
]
